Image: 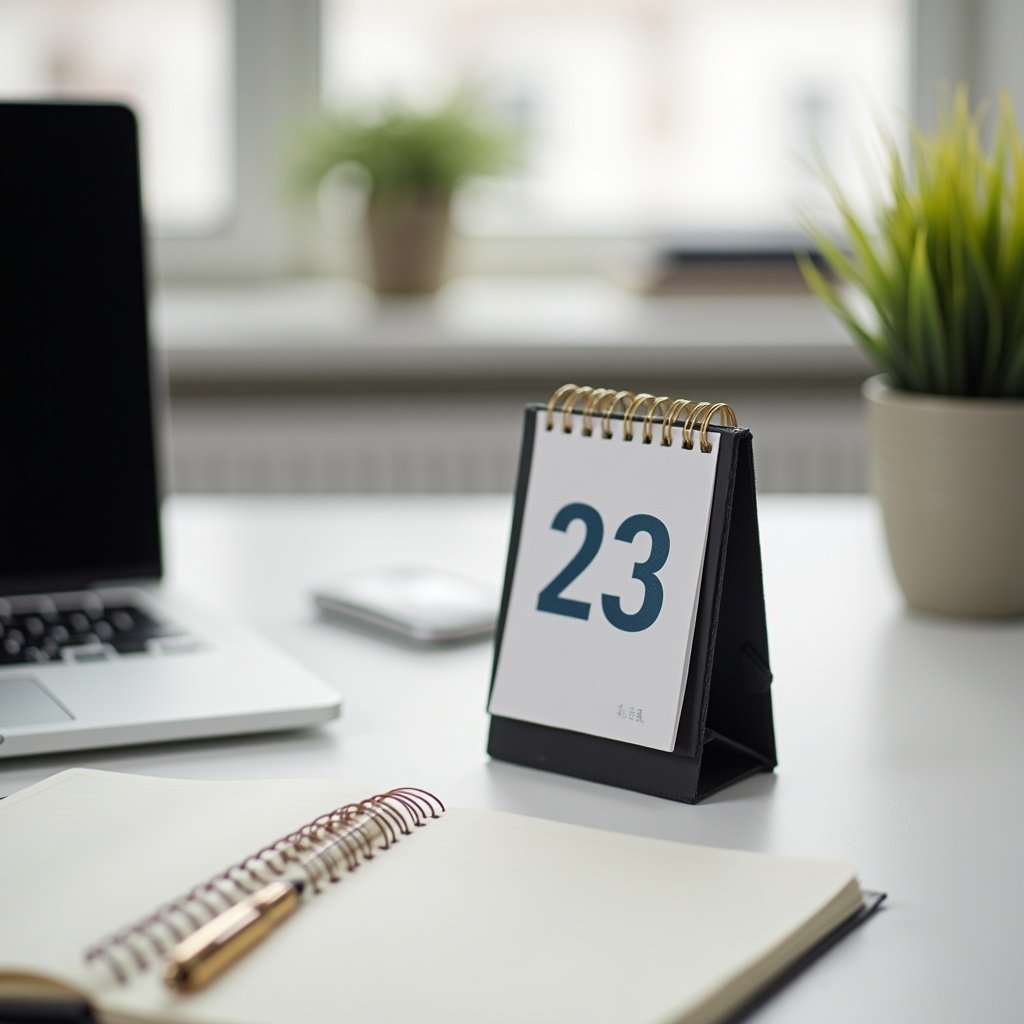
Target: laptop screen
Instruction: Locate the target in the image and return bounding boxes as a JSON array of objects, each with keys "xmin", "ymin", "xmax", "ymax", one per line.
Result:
[{"xmin": 0, "ymin": 102, "xmax": 163, "ymax": 594}]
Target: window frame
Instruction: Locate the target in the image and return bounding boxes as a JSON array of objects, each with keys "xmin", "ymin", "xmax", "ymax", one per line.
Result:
[{"xmin": 153, "ymin": 0, "xmax": 321, "ymax": 282}]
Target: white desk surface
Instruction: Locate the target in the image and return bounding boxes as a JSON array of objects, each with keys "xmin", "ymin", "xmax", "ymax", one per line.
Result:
[{"xmin": 3, "ymin": 494, "xmax": 1022, "ymax": 1023}]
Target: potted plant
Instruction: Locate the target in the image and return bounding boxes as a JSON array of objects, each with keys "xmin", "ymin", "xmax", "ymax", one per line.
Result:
[
  {"xmin": 294, "ymin": 97, "xmax": 512, "ymax": 295},
  {"xmin": 801, "ymin": 89, "xmax": 1024, "ymax": 617}
]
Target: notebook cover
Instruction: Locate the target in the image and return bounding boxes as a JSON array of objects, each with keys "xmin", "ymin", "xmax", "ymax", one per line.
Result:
[
  {"xmin": 0, "ymin": 998, "xmax": 95, "ymax": 1023},
  {"xmin": 726, "ymin": 890, "xmax": 887, "ymax": 1023}
]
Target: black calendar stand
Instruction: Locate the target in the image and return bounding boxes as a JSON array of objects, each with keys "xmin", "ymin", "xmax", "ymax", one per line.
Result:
[{"xmin": 487, "ymin": 407, "xmax": 777, "ymax": 804}]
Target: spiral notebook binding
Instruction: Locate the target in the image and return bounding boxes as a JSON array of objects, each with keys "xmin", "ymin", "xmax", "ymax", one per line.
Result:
[
  {"xmin": 545, "ymin": 383, "xmax": 737, "ymax": 453},
  {"xmin": 83, "ymin": 787, "xmax": 444, "ymax": 984}
]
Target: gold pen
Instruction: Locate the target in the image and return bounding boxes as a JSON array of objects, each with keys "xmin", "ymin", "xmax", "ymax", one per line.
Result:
[
  {"xmin": 163, "ymin": 809, "xmax": 390, "ymax": 993},
  {"xmin": 163, "ymin": 878, "xmax": 304, "ymax": 993}
]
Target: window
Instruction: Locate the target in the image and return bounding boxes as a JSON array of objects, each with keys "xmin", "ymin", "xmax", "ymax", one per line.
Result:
[
  {"xmin": 0, "ymin": 0, "xmax": 232, "ymax": 233},
  {"xmin": 2, "ymin": 1, "xmax": 1020, "ymax": 282},
  {"xmin": 322, "ymin": 0, "xmax": 909, "ymax": 237}
]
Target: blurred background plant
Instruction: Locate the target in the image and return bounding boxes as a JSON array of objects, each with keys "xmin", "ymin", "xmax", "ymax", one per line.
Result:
[
  {"xmin": 293, "ymin": 95, "xmax": 514, "ymax": 203},
  {"xmin": 292, "ymin": 95, "xmax": 515, "ymax": 294},
  {"xmin": 801, "ymin": 87, "xmax": 1024, "ymax": 398}
]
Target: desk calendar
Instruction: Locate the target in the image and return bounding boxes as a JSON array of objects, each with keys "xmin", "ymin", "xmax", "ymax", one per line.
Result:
[{"xmin": 488, "ymin": 384, "xmax": 777, "ymax": 803}]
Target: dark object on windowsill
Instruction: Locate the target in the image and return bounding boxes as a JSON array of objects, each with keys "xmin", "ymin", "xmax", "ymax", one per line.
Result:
[{"xmin": 614, "ymin": 233, "xmax": 837, "ymax": 296}]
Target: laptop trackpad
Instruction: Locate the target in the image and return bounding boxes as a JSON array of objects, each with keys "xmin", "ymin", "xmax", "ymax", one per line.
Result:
[{"xmin": 0, "ymin": 677, "xmax": 74, "ymax": 726}]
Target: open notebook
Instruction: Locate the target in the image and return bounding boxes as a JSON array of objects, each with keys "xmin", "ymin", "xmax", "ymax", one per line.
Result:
[{"xmin": 0, "ymin": 770, "xmax": 881, "ymax": 1024}]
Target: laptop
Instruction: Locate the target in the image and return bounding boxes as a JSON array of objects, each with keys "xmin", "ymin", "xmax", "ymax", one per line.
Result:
[{"xmin": 0, "ymin": 101, "xmax": 341, "ymax": 758}]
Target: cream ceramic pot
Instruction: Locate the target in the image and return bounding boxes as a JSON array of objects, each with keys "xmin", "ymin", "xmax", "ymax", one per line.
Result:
[{"xmin": 863, "ymin": 375, "xmax": 1024, "ymax": 617}]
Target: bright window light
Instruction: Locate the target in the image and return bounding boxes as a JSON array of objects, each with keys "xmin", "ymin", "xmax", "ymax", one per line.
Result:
[
  {"xmin": 322, "ymin": 0, "xmax": 909, "ymax": 238},
  {"xmin": 0, "ymin": 0, "xmax": 232, "ymax": 233}
]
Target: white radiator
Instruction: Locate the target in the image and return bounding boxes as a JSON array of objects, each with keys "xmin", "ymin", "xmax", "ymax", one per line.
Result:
[{"xmin": 167, "ymin": 393, "xmax": 866, "ymax": 495}]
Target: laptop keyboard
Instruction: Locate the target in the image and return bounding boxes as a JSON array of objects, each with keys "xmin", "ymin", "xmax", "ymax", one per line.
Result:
[{"xmin": 0, "ymin": 593, "xmax": 195, "ymax": 665}]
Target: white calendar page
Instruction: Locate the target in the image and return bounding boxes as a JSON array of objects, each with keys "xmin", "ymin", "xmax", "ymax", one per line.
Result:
[{"xmin": 489, "ymin": 410, "xmax": 721, "ymax": 752}]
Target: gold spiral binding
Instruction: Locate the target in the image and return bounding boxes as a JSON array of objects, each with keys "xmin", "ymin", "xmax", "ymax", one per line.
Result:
[
  {"xmin": 661, "ymin": 397, "xmax": 694, "ymax": 446},
  {"xmin": 641, "ymin": 396, "xmax": 673, "ymax": 444},
  {"xmin": 580, "ymin": 387, "xmax": 614, "ymax": 436},
  {"xmin": 560, "ymin": 385, "xmax": 593, "ymax": 433},
  {"xmin": 544, "ymin": 383, "xmax": 737, "ymax": 449},
  {"xmin": 601, "ymin": 390, "xmax": 636, "ymax": 438},
  {"xmin": 698, "ymin": 402, "xmax": 738, "ymax": 453},
  {"xmin": 622, "ymin": 394, "xmax": 657, "ymax": 441},
  {"xmin": 681, "ymin": 401, "xmax": 712, "ymax": 450},
  {"xmin": 83, "ymin": 787, "xmax": 444, "ymax": 985},
  {"xmin": 545, "ymin": 383, "xmax": 579, "ymax": 431}
]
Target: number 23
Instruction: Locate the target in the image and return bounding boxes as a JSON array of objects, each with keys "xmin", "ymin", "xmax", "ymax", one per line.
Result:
[{"xmin": 536, "ymin": 502, "xmax": 670, "ymax": 632}]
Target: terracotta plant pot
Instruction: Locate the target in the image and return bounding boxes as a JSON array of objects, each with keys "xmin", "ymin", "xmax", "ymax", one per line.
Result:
[
  {"xmin": 365, "ymin": 195, "xmax": 451, "ymax": 296},
  {"xmin": 863, "ymin": 375, "xmax": 1024, "ymax": 617}
]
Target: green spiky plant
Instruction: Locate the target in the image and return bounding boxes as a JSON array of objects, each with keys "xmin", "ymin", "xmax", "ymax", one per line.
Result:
[{"xmin": 800, "ymin": 89, "xmax": 1024, "ymax": 398}]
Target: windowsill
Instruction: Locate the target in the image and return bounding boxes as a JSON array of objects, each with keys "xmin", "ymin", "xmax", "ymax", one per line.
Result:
[{"xmin": 153, "ymin": 275, "xmax": 872, "ymax": 393}]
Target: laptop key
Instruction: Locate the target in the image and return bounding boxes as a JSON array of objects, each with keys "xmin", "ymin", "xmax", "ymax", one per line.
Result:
[
  {"xmin": 62, "ymin": 643, "xmax": 116, "ymax": 663},
  {"xmin": 67, "ymin": 612, "xmax": 92, "ymax": 634},
  {"xmin": 152, "ymin": 635, "xmax": 205, "ymax": 655},
  {"xmin": 109, "ymin": 636, "xmax": 154, "ymax": 655},
  {"xmin": 105, "ymin": 605, "xmax": 173, "ymax": 632}
]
